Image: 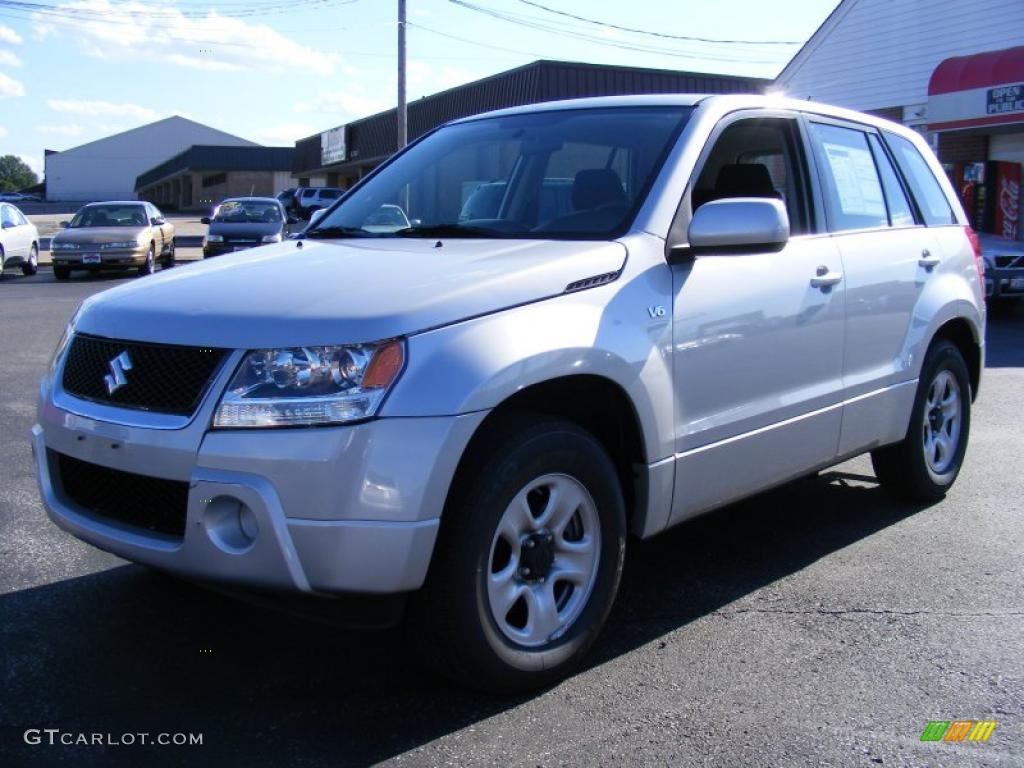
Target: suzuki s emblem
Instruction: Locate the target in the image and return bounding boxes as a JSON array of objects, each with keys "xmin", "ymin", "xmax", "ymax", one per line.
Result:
[
  {"xmin": 104, "ymin": 350, "xmax": 133, "ymax": 394},
  {"xmin": 647, "ymin": 305, "xmax": 667, "ymax": 319}
]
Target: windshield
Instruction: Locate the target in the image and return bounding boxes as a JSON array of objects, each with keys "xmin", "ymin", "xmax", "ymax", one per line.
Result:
[
  {"xmin": 213, "ymin": 200, "xmax": 282, "ymax": 223},
  {"xmin": 309, "ymin": 106, "xmax": 692, "ymax": 239},
  {"xmin": 70, "ymin": 204, "xmax": 148, "ymax": 228}
]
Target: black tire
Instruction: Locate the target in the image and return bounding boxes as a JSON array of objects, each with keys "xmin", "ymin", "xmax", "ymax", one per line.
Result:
[
  {"xmin": 0, "ymin": 245, "xmax": 4, "ymax": 279},
  {"xmin": 871, "ymin": 340, "xmax": 972, "ymax": 502},
  {"xmin": 53, "ymin": 265, "xmax": 70, "ymax": 280},
  {"xmin": 137, "ymin": 244, "xmax": 155, "ymax": 277},
  {"xmin": 21, "ymin": 243, "xmax": 38, "ymax": 276},
  {"xmin": 412, "ymin": 414, "xmax": 626, "ymax": 693},
  {"xmin": 162, "ymin": 239, "xmax": 175, "ymax": 269}
]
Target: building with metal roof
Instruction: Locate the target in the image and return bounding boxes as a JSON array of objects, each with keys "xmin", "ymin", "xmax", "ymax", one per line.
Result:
[
  {"xmin": 293, "ymin": 59, "xmax": 767, "ymax": 187},
  {"xmin": 135, "ymin": 145, "xmax": 295, "ymax": 212}
]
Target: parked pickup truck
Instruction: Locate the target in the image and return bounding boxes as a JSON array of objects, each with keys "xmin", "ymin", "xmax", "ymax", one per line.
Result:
[{"xmin": 33, "ymin": 95, "xmax": 985, "ymax": 692}]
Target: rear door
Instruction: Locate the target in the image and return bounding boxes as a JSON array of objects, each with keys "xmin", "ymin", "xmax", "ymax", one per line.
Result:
[{"xmin": 804, "ymin": 119, "xmax": 942, "ymax": 455}]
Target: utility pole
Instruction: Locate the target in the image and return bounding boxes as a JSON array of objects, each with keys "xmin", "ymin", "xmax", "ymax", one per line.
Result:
[{"xmin": 397, "ymin": 0, "xmax": 407, "ymax": 150}]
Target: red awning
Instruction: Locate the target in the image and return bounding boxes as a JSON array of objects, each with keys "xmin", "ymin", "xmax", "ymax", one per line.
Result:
[
  {"xmin": 929, "ymin": 46, "xmax": 1024, "ymax": 96},
  {"xmin": 928, "ymin": 46, "xmax": 1024, "ymax": 132}
]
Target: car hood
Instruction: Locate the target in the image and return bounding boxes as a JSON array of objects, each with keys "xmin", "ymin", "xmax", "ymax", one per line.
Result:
[
  {"xmin": 54, "ymin": 227, "xmax": 148, "ymax": 244},
  {"xmin": 207, "ymin": 221, "xmax": 283, "ymax": 238},
  {"xmin": 74, "ymin": 237, "xmax": 628, "ymax": 348}
]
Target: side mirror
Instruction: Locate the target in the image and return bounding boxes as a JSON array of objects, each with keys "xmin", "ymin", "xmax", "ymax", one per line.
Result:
[
  {"xmin": 308, "ymin": 208, "xmax": 327, "ymax": 227},
  {"xmin": 677, "ymin": 198, "xmax": 789, "ymax": 259},
  {"xmin": 200, "ymin": 217, "xmax": 210, "ymax": 225},
  {"xmin": 59, "ymin": 221, "xmax": 69, "ymax": 228},
  {"xmin": 151, "ymin": 217, "xmax": 165, "ymax": 226}
]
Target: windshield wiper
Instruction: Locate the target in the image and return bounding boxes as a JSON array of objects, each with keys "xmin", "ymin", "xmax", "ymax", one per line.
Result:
[
  {"xmin": 395, "ymin": 224, "xmax": 502, "ymax": 238},
  {"xmin": 304, "ymin": 226, "xmax": 374, "ymax": 239}
]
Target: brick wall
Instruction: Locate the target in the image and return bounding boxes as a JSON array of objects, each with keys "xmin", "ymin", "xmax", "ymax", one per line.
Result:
[{"xmin": 937, "ymin": 132, "xmax": 988, "ymax": 166}]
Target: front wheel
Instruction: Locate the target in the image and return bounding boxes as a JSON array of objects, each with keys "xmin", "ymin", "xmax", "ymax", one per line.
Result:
[
  {"xmin": 22, "ymin": 244, "xmax": 39, "ymax": 276},
  {"xmin": 53, "ymin": 265, "xmax": 70, "ymax": 280},
  {"xmin": 871, "ymin": 340, "xmax": 972, "ymax": 501},
  {"xmin": 413, "ymin": 416, "xmax": 626, "ymax": 692},
  {"xmin": 137, "ymin": 244, "xmax": 155, "ymax": 277}
]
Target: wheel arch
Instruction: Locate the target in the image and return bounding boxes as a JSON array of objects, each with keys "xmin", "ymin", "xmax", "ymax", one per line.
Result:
[
  {"xmin": 444, "ymin": 374, "xmax": 651, "ymax": 537},
  {"xmin": 928, "ymin": 316, "xmax": 982, "ymax": 402}
]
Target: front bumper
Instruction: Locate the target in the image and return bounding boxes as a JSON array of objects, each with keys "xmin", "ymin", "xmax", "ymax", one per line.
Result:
[
  {"xmin": 33, "ymin": 392, "xmax": 486, "ymax": 594},
  {"xmin": 985, "ymin": 266, "xmax": 1024, "ymax": 299},
  {"xmin": 202, "ymin": 241, "xmax": 261, "ymax": 257},
  {"xmin": 51, "ymin": 249, "xmax": 146, "ymax": 268}
]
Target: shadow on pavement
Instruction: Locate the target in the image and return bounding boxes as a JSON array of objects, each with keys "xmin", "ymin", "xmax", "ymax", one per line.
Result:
[
  {"xmin": 985, "ymin": 305, "xmax": 1024, "ymax": 368},
  {"xmin": 0, "ymin": 472, "xmax": 926, "ymax": 767}
]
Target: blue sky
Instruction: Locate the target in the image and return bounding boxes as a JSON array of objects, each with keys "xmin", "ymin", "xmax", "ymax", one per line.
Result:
[{"xmin": 0, "ymin": 0, "xmax": 838, "ymax": 179}]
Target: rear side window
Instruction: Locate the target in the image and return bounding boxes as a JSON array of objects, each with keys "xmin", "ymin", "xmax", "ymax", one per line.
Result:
[
  {"xmin": 809, "ymin": 123, "xmax": 888, "ymax": 232},
  {"xmin": 320, "ymin": 190, "xmax": 341, "ymax": 200},
  {"xmin": 884, "ymin": 132, "xmax": 957, "ymax": 226},
  {"xmin": 867, "ymin": 134, "xmax": 915, "ymax": 227}
]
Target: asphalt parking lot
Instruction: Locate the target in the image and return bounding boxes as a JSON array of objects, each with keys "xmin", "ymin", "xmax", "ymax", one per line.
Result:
[{"xmin": 0, "ymin": 272, "xmax": 1021, "ymax": 767}]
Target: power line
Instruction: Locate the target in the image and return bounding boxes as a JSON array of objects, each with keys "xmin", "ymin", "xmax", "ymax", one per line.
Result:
[
  {"xmin": 509, "ymin": 0, "xmax": 804, "ymax": 45},
  {"xmin": 443, "ymin": 1, "xmax": 792, "ymax": 64}
]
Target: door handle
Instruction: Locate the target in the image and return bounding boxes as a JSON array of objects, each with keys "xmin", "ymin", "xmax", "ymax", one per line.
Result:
[
  {"xmin": 918, "ymin": 250, "xmax": 941, "ymax": 269},
  {"xmin": 810, "ymin": 265, "xmax": 843, "ymax": 288}
]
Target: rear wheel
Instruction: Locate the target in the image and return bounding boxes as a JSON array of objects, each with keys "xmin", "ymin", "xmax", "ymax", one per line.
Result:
[
  {"xmin": 22, "ymin": 244, "xmax": 38, "ymax": 276},
  {"xmin": 53, "ymin": 265, "xmax": 70, "ymax": 280},
  {"xmin": 871, "ymin": 340, "xmax": 972, "ymax": 501},
  {"xmin": 413, "ymin": 415, "xmax": 626, "ymax": 693}
]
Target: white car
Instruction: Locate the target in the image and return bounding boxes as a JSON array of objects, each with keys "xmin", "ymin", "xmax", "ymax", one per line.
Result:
[{"xmin": 0, "ymin": 203, "xmax": 40, "ymax": 277}]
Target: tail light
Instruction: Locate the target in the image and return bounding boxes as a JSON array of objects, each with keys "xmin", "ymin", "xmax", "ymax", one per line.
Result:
[{"xmin": 965, "ymin": 226, "xmax": 984, "ymax": 289}]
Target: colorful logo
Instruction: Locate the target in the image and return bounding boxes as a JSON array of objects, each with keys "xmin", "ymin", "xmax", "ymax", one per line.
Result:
[{"xmin": 921, "ymin": 720, "xmax": 997, "ymax": 742}]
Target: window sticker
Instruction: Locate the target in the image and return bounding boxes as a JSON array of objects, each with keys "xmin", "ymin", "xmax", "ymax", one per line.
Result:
[{"xmin": 821, "ymin": 141, "xmax": 886, "ymax": 219}]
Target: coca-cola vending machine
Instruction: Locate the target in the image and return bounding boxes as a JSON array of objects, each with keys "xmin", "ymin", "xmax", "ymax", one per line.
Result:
[
  {"xmin": 950, "ymin": 162, "xmax": 984, "ymax": 228},
  {"xmin": 978, "ymin": 161, "xmax": 1021, "ymax": 241}
]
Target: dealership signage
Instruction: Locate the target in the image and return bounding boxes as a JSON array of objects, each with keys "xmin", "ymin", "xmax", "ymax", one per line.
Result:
[
  {"xmin": 987, "ymin": 84, "xmax": 1024, "ymax": 116},
  {"xmin": 321, "ymin": 126, "xmax": 347, "ymax": 165}
]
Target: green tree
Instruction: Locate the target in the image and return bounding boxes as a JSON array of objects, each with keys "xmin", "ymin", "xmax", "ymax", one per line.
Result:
[{"xmin": 0, "ymin": 155, "xmax": 39, "ymax": 192}]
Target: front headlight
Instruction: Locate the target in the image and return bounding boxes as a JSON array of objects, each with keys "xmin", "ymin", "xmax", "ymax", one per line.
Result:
[
  {"xmin": 51, "ymin": 241, "xmax": 75, "ymax": 250},
  {"xmin": 261, "ymin": 233, "xmax": 282, "ymax": 243},
  {"xmin": 103, "ymin": 241, "xmax": 141, "ymax": 249},
  {"xmin": 206, "ymin": 234, "xmax": 224, "ymax": 243},
  {"xmin": 213, "ymin": 340, "xmax": 405, "ymax": 428}
]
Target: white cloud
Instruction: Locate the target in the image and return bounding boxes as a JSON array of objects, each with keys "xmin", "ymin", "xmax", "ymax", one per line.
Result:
[
  {"xmin": 0, "ymin": 72, "xmax": 25, "ymax": 98},
  {"xmin": 38, "ymin": 123, "xmax": 85, "ymax": 136},
  {"xmin": 47, "ymin": 99, "xmax": 158, "ymax": 121},
  {"xmin": 166, "ymin": 53, "xmax": 242, "ymax": 72},
  {"xmin": 295, "ymin": 88, "xmax": 389, "ymax": 119},
  {"xmin": 0, "ymin": 25, "xmax": 23, "ymax": 45},
  {"xmin": 34, "ymin": 1, "xmax": 340, "ymax": 75},
  {"xmin": 253, "ymin": 122, "xmax": 318, "ymax": 144},
  {"xmin": 408, "ymin": 61, "xmax": 482, "ymax": 97},
  {"xmin": 19, "ymin": 154, "xmax": 43, "ymax": 178},
  {"xmin": 0, "ymin": 50, "xmax": 23, "ymax": 67}
]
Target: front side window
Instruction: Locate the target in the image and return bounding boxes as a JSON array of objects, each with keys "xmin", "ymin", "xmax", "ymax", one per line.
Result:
[
  {"xmin": 0, "ymin": 205, "xmax": 13, "ymax": 227},
  {"xmin": 884, "ymin": 132, "xmax": 957, "ymax": 226},
  {"xmin": 691, "ymin": 117, "xmax": 812, "ymax": 235},
  {"xmin": 809, "ymin": 123, "xmax": 888, "ymax": 232},
  {"xmin": 310, "ymin": 106, "xmax": 692, "ymax": 240}
]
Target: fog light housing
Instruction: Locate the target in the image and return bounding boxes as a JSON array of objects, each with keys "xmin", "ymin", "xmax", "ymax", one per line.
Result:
[{"xmin": 203, "ymin": 496, "xmax": 259, "ymax": 553}]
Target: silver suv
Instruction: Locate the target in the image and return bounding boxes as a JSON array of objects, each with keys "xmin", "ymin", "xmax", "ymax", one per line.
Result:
[{"xmin": 33, "ymin": 95, "xmax": 985, "ymax": 691}]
